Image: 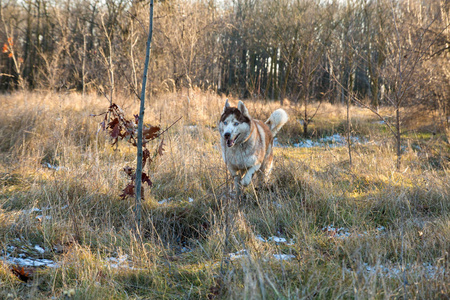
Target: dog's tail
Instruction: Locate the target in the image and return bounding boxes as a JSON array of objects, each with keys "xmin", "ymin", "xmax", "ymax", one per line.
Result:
[{"xmin": 265, "ymin": 108, "xmax": 288, "ymax": 137}]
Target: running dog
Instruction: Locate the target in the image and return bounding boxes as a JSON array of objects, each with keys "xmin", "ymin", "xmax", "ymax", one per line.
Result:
[{"xmin": 219, "ymin": 99, "xmax": 288, "ymax": 196}]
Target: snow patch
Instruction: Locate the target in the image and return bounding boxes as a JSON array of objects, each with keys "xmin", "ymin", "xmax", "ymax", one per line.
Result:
[
  {"xmin": 229, "ymin": 249, "xmax": 295, "ymax": 262},
  {"xmin": 348, "ymin": 262, "xmax": 446, "ymax": 279},
  {"xmin": 268, "ymin": 236, "xmax": 287, "ymax": 243},
  {"xmin": 229, "ymin": 250, "xmax": 249, "ymax": 260},
  {"xmin": 322, "ymin": 225, "xmax": 386, "ymax": 239},
  {"xmin": 293, "ymin": 134, "xmax": 366, "ymax": 148},
  {"xmin": 42, "ymin": 163, "xmax": 68, "ymax": 171},
  {"xmin": 34, "ymin": 245, "xmax": 45, "ymax": 254},
  {"xmin": 106, "ymin": 254, "xmax": 129, "ymax": 269},
  {"xmin": 36, "ymin": 215, "xmax": 52, "ymax": 221},
  {"xmin": 23, "ymin": 207, "xmax": 42, "ymax": 214},
  {"xmin": 158, "ymin": 197, "xmax": 172, "ymax": 204},
  {"xmin": 105, "ymin": 254, "xmax": 143, "ymax": 271},
  {"xmin": 256, "ymin": 235, "xmax": 295, "ymax": 245},
  {"xmin": 272, "ymin": 254, "xmax": 295, "ymax": 261},
  {"xmin": 2, "ymin": 241, "xmax": 56, "ymax": 268},
  {"xmin": 5, "ymin": 256, "xmax": 57, "ymax": 268}
]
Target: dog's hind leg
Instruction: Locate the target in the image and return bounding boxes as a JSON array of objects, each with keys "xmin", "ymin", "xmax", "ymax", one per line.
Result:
[{"xmin": 257, "ymin": 156, "xmax": 273, "ymax": 188}]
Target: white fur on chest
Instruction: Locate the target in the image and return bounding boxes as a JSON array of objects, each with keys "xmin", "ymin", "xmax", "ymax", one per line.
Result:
[
  {"xmin": 221, "ymin": 124, "xmax": 265, "ymax": 171},
  {"xmin": 221, "ymin": 142, "xmax": 257, "ymax": 170}
]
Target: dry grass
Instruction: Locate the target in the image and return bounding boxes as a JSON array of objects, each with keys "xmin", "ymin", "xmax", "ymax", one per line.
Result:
[{"xmin": 0, "ymin": 90, "xmax": 449, "ymax": 299}]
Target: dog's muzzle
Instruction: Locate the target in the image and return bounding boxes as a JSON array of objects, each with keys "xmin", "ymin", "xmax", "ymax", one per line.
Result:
[{"xmin": 224, "ymin": 133, "xmax": 240, "ymax": 147}]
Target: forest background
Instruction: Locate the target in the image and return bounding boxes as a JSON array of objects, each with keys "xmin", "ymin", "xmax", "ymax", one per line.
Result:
[
  {"xmin": 1, "ymin": 0, "xmax": 450, "ymax": 299},
  {"xmin": 1, "ymin": 0, "xmax": 449, "ymax": 119}
]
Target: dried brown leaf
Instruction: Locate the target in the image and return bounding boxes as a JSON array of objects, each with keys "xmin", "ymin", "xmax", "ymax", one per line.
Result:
[
  {"xmin": 120, "ymin": 183, "xmax": 135, "ymax": 199},
  {"xmin": 108, "ymin": 118, "xmax": 120, "ymax": 139},
  {"xmin": 143, "ymin": 149, "xmax": 151, "ymax": 168},
  {"xmin": 143, "ymin": 125, "xmax": 160, "ymax": 140},
  {"xmin": 157, "ymin": 137, "xmax": 165, "ymax": 156},
  {"xmin": 11, "ymin": 266, "xmax": 33, "ymax": 282},
  {"xmin": 141, "ymin": 172, "xmax": 152, "ymax": 187}
]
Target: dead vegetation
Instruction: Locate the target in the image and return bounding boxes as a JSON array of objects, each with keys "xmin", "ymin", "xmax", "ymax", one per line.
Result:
[{"xmin": 0, "ymin": 91, "xmax": 449, "ymax": 299}]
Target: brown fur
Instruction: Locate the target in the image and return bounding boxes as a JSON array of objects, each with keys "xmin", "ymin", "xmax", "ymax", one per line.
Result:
[{"xmin": 219, "ymin": 100, "xmax": 288, "ymax": 197}]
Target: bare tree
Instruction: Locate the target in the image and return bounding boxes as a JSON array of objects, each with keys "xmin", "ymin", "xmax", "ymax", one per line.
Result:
[
  {"xmin": 135, "ymin": 0, "xmax": 154, "ymax": 233},
  {"xmin": 0, "ymin": 0, "xmax": 25, "ymax": 88}
]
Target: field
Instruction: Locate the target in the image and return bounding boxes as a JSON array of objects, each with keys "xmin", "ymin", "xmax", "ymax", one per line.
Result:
[{"xmin": 0, "ymin": 91, "xmax": 449, "ymax": 299}]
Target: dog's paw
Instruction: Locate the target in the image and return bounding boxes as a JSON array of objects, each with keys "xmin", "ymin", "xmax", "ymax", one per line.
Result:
[{"xmin": 241, "ymin": 175, "xmax": 252, "ymax": 187}]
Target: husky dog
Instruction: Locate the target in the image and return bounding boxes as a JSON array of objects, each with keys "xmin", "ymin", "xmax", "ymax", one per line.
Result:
[{"xmin": 219, "ymin": 99, "xmax": 288, "ymax": 196}]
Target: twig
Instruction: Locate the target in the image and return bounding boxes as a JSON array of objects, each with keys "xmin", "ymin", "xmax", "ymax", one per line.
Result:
[{"xmin": 153, "ymin": 116, "xmax": 183, "ymax": 140}]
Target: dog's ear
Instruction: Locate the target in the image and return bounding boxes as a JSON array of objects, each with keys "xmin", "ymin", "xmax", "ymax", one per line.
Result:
[
  {"xmin": 238, "ymin": 101, "xmax": 250, "ymax": 118},
  {"xmin": 223, "ymin": 98, "xmax": 230, "ymax": 113}
]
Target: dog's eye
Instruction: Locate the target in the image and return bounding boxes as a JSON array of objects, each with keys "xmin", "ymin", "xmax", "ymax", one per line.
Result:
[
  {"xmin": 234, "ymin": 122, "xmax": 239, "ymax": 126},
  {"xmin": 223, "ymin": 121, "xmax": 228, "ymax": 125}
]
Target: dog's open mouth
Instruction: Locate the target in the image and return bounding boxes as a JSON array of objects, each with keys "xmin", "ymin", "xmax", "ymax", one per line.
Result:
[{"xmin": 226, "ymin": 134, "xmax": 240, "ymax": 147}]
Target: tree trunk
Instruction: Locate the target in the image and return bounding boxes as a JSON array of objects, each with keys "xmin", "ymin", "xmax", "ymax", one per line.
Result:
[
  {"xmin": 303, "ymin": 95, "xmax": 309, "ymax": 138},
  {"xmin": 135, "ymin": 0, "xmax": 154, "ymax": 234},
  {"xmin": 347, "ymin": 89, "xmax": 352, "ymax": 168},
  {"xmin": 303, "ymin": 120, "xmax": 308, "ymax": 138},
  {"xmin": 396, "ymin": 105, "xmax": 401, "ymax": 170}
]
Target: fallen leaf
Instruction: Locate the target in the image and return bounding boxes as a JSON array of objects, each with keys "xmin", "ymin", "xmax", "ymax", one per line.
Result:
[{"xmin": 11, "ymin": 265, "xmax": 33, "ymax": 282}]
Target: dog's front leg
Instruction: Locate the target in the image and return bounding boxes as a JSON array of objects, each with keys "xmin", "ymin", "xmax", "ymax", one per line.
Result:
[
  {"xmin": 241, "ymin": 164, "xmax": 261, "ymax": 187},
  {"xmin": 234, "ymin": 175, "xmax": 242, "ymax": 198},
  {"xmin": 228, "ymin": 167, "xmax": 242, "ymax": 198}
]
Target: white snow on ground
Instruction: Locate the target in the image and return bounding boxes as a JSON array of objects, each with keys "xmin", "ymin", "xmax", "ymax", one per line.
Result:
[
  {"xmin": 348, "ymin": 262, "xmax": 446, "ymax": 279},
  {"xmin": 2, "ymin": 248, "xmax": 142, "ymax": 270},
  {"xmin": 42, "ymin": 162, "xmax": 68, "ymax": 171},
  {"xmin": 229, "ymin": 249, "xmax": 295, "ymax": 261},
  {"xmin": 105, "ymin": 254, "xmax": 144, "ymax": 270},
  {"xmin": 293, "ymin": 134, "xmax": 365, "ymax": 148},
  {"xmin": 256, "ymin": 235, "xmax": 295, "ymax": 245},
  {"xmin": 1, "ymin": 239, "xmax": 57, "ymax": 268},
  {"xmin": 21, "ymin": 205, "xmax": 68, "ymax": 221},
  {"xmin": 106, "ymin": 254, "xmax": 129, "ymax": 269},
  {"xmin": 255, "ymin": 235, "xmax": 266, "ymax": 242},
  {"xmin": 268, "ymin": 236, "xmax": 287, "ymax": 243},
  {"xmin": 158, "ymin": 197, "xmax": 195, "ymax": 205},
  {"xmin": 5, "ymin": 256, "xmax": 58, "ymax": 268},
  {"xmin": 23, "ymin": 207, "xmax": 42, "ymax": 214},
  {"xmin": 36, "ymin": 215, "xmax": 52, "ymax": 221},
  {"xmin": 184, "ymin": 125, "xmax": 198, "ymax": 131},
  {"xmin": 34, "ymin": 245, "xmax": 45, "ymax": 254},
  {"xmin": 273, "ymin": 137, "xmax": 282, "ymax": 147},
  {"xmin": 272, "ymin": 254, "xmax": 296, "ymax": 261},
  {"xmin": 229, "ymin": 250, "xmax": 249, "ymax": 260},
  {"xmin": 181, "ymin": 247, "xmax": 191, "ymax": 253},
  {"xmin": 322, "ymin": 225, "xmax": 385, "ymax": 239},
  {"xmin": 275, "ymin": 134, "xmax": 367, "ymax": 148}
]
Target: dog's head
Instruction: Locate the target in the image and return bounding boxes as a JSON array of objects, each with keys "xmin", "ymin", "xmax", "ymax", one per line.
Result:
[{"xmin": 219, "ymin": 99, "xmax": 251, "ymax": 148}]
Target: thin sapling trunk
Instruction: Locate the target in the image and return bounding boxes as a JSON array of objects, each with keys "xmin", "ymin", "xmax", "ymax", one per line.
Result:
[{"xmin": 135, "ymin": 0, "xmax": 154, "ymax": 233}]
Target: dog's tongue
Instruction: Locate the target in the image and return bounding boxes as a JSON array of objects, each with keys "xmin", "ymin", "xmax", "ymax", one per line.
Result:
[{"xmin": 227, "ymin": 139, "xmax": 233, "ymax": 147}]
